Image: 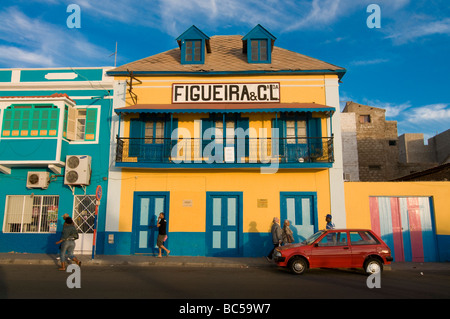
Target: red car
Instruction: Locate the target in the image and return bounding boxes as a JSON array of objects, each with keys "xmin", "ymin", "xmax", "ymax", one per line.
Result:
[{"xmin": 273, "ymin": 229, "xmax": 393, "ymax": 275}]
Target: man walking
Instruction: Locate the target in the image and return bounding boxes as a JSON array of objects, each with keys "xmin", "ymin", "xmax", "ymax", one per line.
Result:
[
  {"xmin": 266, "ymin": 217, "xmax": 282, "ymax": 261},
  {"xmin": 157, "ymin": 213, "xmax": 170, "ymax": 257}
]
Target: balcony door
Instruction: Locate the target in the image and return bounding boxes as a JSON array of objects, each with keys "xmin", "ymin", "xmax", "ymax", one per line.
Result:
[
  {"xmin": 129, "ymin": 115, "xmax": 177, "ymax": 162},
  {"xmin": 201, "ymin": 114, "xmax": 249, "ymax": 163},
  {"xmin": 274, "ymin": 113, "xmax": 322, "ymax": 163}
]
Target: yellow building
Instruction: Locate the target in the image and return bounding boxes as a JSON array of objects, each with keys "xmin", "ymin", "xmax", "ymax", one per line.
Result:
[{"xmin": 104, "ymin": 25, "xmax": 347, "ymax": 256}]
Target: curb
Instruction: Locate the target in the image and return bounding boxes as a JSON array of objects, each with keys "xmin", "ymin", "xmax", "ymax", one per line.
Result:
[
  {"xmin": 0, "ymin": 255, "xmax": 255, "ymax": 269},
  {"xmin": 1, "ymin": 254, "xmax": 449, "ymax": 271}
]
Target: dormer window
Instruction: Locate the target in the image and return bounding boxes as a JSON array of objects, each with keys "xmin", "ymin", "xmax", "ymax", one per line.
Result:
[
  {"xmin": 185, "ymin": 40, "xmax": 202, "ymax": 62},
  {"xmin": 176, "ymin": 25, "xmax": 210, "ymax": 65},
  {"xmin": 251, "ymin": 39, "xmax": 268, "ymax": 62},
  {"xmin": 242, "ymin": 24, "xmax": 276, "ymax": 64}
]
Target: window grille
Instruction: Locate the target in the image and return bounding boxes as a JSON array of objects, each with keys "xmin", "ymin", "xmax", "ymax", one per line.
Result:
[
  {"xmin": 73, "ymin": 195, "xmax": 97, "ymax": 234},
  {"xmin": 4, "ymin": 195, "xmax": 59, "ymax": 233}
]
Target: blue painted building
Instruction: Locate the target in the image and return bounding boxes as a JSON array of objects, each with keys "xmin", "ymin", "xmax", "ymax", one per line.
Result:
[{"xmin": 0, "ymin": 67, "xmax": 114, "ymax": 255}]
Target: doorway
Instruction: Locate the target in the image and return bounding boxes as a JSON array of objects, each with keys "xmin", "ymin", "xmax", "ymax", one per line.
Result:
[
  {"xmin": 206, "ymin": 192, "xmax": 243, "ymax": 257},
  {"xmin": 132, "ymin": 192, "xmax": 170, "ymax": 255},
  {"xmin": 280, "ymin": 192, "xmax": 318, "ymax": 243}
]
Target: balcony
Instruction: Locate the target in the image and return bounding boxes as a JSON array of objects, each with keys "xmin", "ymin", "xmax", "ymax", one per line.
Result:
[{"xmin": 115, "ymin": 136, "xmax": 334, "ymax": 169}]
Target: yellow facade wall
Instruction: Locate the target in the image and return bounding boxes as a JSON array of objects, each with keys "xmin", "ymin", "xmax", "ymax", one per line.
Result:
[
  {"xmin": 112, "ymin": 72, "xmax": 339, "ymax": 256},
  {"xmin": 116, "ymin": 74, "xmax": 336, "ymax": 107},
  {"xmin": 118, "ymin": 169, "xmax": 331, "ymax": 233},
  {"xmin": 344, "ymin": 182, "xmax": 450, "ymax": 235}
]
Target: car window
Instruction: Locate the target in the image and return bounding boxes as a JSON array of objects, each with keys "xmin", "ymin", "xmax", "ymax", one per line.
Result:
[
  {"xmin": 317, "ymin": 231, "xmax": 348, "ymax": 246},
  {"xmin": 303, "ymin": 231, "xmax": 325, "ymax": 245},
  {"xmin": 349, "ymin": 231, "xmax": 379, "ymax": 245}
]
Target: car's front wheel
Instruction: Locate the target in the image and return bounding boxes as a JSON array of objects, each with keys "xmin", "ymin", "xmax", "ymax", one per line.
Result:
[
  {"xmin": 289, "ymin": 257, "xmax": 307, "ymax": 275},
  {"xmin": 364, "ymin": 257, "xmax": 383, "ymax": 275}
]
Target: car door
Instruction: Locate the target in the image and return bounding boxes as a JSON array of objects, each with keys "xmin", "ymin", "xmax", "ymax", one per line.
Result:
[
  {"xmin": 349, "ymin": 230, "xmax": 380, "ymax": 267},
  {"xmin": 310, "ymin": 230, "xmax": 351, "ymax": 268}
]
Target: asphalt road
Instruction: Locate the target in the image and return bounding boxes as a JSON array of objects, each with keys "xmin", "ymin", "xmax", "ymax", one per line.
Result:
[{"xmin": 1, "ymin": 264, "xmax": 449, "ymax": 300}]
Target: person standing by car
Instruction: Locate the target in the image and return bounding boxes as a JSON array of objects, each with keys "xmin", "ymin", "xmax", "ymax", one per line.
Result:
[
  {"xmin": 282, "ymin": 219, "xmax": 294, "ymax": 244},
  {"xmin": 266, "ymin": 217, "xmax": 282, "ymax": 261},
  {"xmin": 326, "ymin": 214, "xmax": 335, "ymax": 229}
]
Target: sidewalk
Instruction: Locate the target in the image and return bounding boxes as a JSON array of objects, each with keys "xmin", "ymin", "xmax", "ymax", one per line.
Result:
[
  {"xmin": 0, "ymin": 252, "xmax": 267, "ymax": 269},
  {"xmin": 0, "ymin": 252, "xmax": 449, "ymax": 272}
]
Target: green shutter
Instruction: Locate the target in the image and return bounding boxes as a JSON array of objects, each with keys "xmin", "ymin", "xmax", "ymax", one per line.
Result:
[
  {"xmin": 84, "ymin": 108, "xmax": 97, "ymax": 141},
  {"xmin": 2, "ymin": 104, "xmax": 59, "ymax": 137},
  {"xmin": 2, "ymin": 109, "xmax": 12, "ymax": 135}
]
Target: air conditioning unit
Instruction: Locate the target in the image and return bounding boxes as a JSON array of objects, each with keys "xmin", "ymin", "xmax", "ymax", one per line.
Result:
[
  {"xmin": 27, "ymin": 171, "xmax": 50, "ymax": 189},
  {"xmin": 64, "ymin": 155, "xmax": 91, "ymax": 186}
]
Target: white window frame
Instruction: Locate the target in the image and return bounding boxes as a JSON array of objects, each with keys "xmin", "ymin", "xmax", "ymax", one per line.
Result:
[
  {"xmin": 66, "ymin": 105, "xmax": 100, "ymax": 144},
  {"xmin": 3, "ymin": 195, "xmax": 59, "ymax": 233}
]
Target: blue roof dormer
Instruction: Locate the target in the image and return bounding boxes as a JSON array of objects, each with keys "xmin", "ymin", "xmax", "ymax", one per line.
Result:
[
  {"xmin": 176, "ymin": 25, "xmax": 211, "ymax": 65},
  {"xmin": 242, "ymin": 24, "xmax": 276, "ymax": 64}
]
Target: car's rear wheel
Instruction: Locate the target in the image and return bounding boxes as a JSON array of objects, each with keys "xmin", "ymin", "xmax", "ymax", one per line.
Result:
[
  {"xmin": 364, "ymin": 257, "xmax": 383, "ymax": 275},
  {"xmin": 289, "ymin": 257, "xmax": 307, "ymax": 275}
]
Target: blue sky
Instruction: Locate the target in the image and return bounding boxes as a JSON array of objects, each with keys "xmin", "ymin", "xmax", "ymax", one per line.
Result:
[{"xmin": 1, "ymin": 0, "xmax": 449, "ymax": 140}]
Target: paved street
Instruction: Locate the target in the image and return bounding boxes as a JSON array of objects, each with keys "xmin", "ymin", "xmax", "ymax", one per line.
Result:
[{"xmin": 1, "ymin": 262, "xmax": 449, "ymax": 300}]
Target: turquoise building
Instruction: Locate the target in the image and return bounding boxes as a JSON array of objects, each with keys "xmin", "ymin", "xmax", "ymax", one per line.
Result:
[{"xmin": 0, "ymin": 67, "xmax": 114, "ymax": 255}]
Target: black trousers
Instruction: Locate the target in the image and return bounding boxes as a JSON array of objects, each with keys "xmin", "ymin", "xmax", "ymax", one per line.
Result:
[{"xmin": 267, "ymin": 244, "xmax": 279, "ymax": 259}]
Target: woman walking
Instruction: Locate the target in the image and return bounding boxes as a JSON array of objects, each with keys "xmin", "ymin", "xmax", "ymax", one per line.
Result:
[
  {"xmin": 282, "ymin": 219, "xmax": 294, "ymax": 245},
  {"xmin": 55, "ymin": 217, "xmax": 81, "ymax": 270}
]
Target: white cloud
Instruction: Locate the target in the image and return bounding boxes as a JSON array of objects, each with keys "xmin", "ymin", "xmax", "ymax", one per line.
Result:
[
  {"xmin": 406, "ymin": 103, "xmax": 450, "ymax": 123},
  {"xmin": 55, "ymin": 0, "xmax": 359, "ymax": 36},
  {"xmin": 361, "ymin": 99, "xmax": 412, "ymax": 118},
  {"xmin": 43, "ymin": 0, "xmax": 428, "ymax": 40},
  {"xmin": 0, "ymin": 6, "xmax": 111, "ymax": 67},
  {"xmin": 385, "ymin": 17, "xmax": 450, "ymax": 45},
  {"xmin": 350, "ymin": 58, "xmax": 390, "ymax": 66},
  {"xmin": 0, "ymin": 46, "xmax": 54, "ymax": 66}
]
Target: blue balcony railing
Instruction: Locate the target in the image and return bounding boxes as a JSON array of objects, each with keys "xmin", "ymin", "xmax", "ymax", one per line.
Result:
[{"xmin": 115, "ymin": 136, "xmax": 334, "ymax": 167}]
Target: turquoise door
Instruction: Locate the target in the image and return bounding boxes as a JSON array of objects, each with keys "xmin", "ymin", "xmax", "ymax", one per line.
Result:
[
  {"xmin": 280, "ymin": 192, "xmax": 318, "ymax": 243},
  {"xmin": 206, "ymin": 192, "xmax": 242, "ymax": 257},
  {"xmin": 132, "ymin": 192, "xmax": 169, "ymax": 255}
]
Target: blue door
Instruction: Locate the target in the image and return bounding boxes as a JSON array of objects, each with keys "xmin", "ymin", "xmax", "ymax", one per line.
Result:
[
  {"xmin": 129, "ymin": 117, "xmax": 176, "ymax": 162},
  {"xmin": 132, "ymin": 192, "xmax": 169, "ymax": 255},
  {"xmin": 280, "ymin": 192, "xmax": 318, "ymax": 243},
  {"xmin": 206, "ymin": 192, "xmax": 242, "ymax": 257},
  {"xmin": 276, "ymin": 115, "xmax": 322, "ymax": 163}
]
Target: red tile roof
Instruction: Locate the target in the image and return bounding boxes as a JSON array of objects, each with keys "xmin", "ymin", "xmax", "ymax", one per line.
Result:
[{"xmin": 0, "ymin": 93, "xmax": 75, "ymax": 103}]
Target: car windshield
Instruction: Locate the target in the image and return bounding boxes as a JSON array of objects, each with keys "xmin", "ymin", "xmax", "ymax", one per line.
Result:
[{"xmin": 302, "ymin": 231, "xmax": 325, "ymax": 245}]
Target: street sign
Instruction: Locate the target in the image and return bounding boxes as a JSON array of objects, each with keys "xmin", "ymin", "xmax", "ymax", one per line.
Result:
[{"xmin": 96, "ymin": 185, "xmax": 102, "ymax": 201}]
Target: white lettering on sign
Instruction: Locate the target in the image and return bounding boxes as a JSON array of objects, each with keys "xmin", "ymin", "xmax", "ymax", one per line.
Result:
[{"xmin": 172, "ymin": 83, "xmax": 280, "ymax": 103}]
